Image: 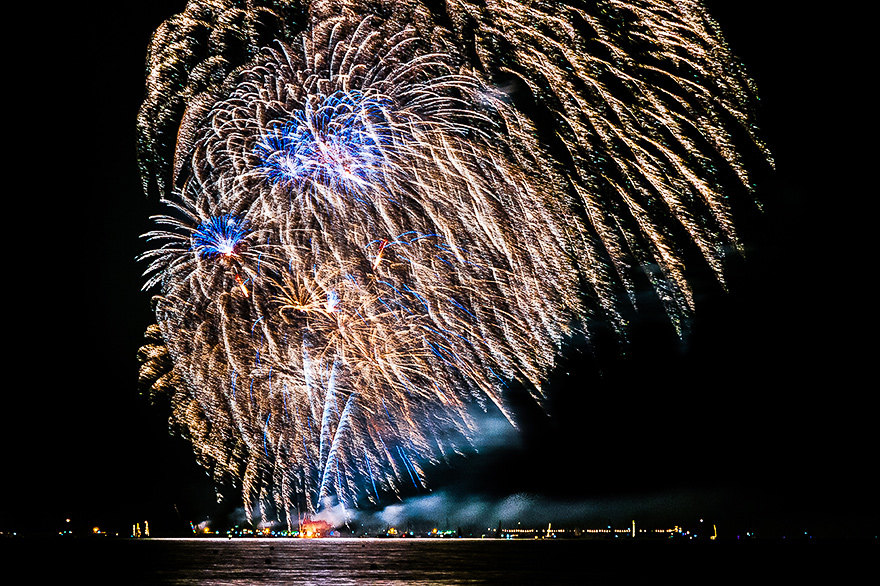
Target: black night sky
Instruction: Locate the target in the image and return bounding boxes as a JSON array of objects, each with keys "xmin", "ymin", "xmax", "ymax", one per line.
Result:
[{"xmin": 5, "ymin": 2, "xmax": 873, "ymax": 539}]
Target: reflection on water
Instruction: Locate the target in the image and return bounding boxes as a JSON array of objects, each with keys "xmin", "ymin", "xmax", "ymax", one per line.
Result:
[{"xmin": 9, "ymin": 537, "xmax": 871, "ymax": 585}]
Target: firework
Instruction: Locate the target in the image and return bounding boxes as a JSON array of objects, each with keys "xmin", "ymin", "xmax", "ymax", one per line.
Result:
[{"xmin": 138, "ymin": 0, "xmax": 771, "ymax": 524}]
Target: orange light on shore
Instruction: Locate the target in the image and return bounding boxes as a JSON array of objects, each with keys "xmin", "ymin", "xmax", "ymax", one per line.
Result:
[{"xmin": 300, "ymin": 520, "xmax": 331, "ymax": 538}]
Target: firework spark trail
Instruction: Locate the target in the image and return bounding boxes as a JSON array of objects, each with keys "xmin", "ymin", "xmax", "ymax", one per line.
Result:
[{"xmin": 138, "ymin": 0, "xmax": 772, "ymax": 522}]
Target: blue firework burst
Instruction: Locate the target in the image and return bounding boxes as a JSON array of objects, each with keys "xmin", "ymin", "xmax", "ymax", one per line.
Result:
[
  {"xmin": 191, "ymin": 215, "xmax": 250, "ymax": 259},
  {"xmin": 254, "ymin": 90, "xmax": 394, "ymax": 200}
]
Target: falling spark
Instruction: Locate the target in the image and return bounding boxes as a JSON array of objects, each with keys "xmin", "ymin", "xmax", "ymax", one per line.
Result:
[{"xmin": 138, "ymin": 0, "xmax": 772, "ymax": 522}]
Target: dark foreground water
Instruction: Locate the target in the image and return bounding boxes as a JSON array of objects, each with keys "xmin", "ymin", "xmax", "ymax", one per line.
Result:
[{"xmin": 4, "ymin": 537, "xmax": 875, "ymax": 585}]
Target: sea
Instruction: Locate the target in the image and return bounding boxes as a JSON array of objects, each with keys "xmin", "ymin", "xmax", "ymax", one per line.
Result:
[{"xmin": 4, "ymin": 537, "xmax": 875, "ymax": 584}]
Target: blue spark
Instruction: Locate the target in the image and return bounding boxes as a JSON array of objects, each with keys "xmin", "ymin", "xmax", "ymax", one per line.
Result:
[
  {"xmin": 191, "ymin": 215, "xmax": 249, "ymax": 259},
  {"xmin": 448, "ymin": 297, "xmax": 477, "ymax": 321},
  {"xmin": 396, "ymin": 446, "xmax": 420, "ymax": 490},
  {"xmin": 254, "ymin": 90, "xmax": 395, "ymax": 200},
  {"xmin": 364, "ymin": 451, "xmax": 379, "ymax": 499},
  {"xmin": 263, "ymin": 414, "xmax": 272, "ymax": 457}
]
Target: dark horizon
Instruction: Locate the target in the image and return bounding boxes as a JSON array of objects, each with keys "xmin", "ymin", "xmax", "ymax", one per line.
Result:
[{"xmin": 4, "ymin": 1, "xmax": 874, "ymax": 542}]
